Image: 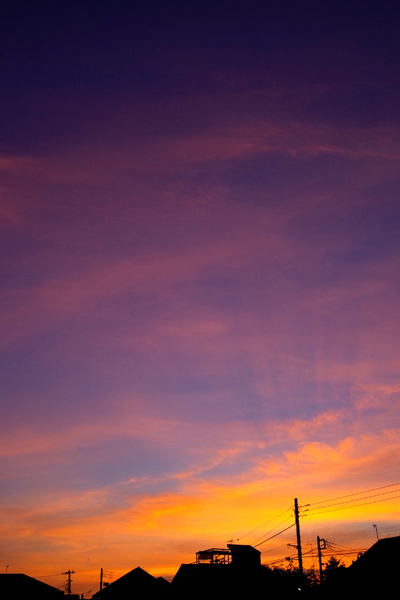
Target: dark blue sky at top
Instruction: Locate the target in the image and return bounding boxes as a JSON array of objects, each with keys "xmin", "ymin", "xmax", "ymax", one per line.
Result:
[
  {"xmin": 2, "ymin": 1, "xmax": 398, "ymax": 87},
  {"xmin": 1, "ymin": 0, "xmax": 400, "ymax": 308},
  {"xmin": 1, "ymin": 0, "xmax": 400, "ymax": 154}
]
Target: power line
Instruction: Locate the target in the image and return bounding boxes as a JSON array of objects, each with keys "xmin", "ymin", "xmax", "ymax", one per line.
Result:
[
  {"xmin": 264, "ymin": 545, "xmax": 316, "ymax": 568},
  {"xmin": 323, "ymin": 551, "xmax": 364, "ymax": 557},
  {"xmin": 254, "ymin": 523, "xmax": 296, "ymax": 547},
  {"xmin": 306, "ymin": 481, "xmax": 400, "ymax": 507},
  {"xmin": 234, "ymin": 505, "xmax": 293, "ymax": 542},
  {"xmin": 252, "ymin": 513, "xmax": 294, "ymax": 544},
  {"xmin": 329, "ymin": 530, "xmax": 382, "ymax": 544},
  {"xmin": 264, "ymin": 546, "xmax": 365, "ymax": 569},
  {"xmin": 302, "ymin": 546, "xmax": 318, "ymax": 557},
  {"xmin": 306, "ymin": 488, "xmax": 400, "ymax": 512},
  {"xmin": 261, "ymin": 543, "xmax": 291, "ymax": 554},
  {"xmin": 263, "ymin": 552, "xmax": 298, "ymax": 566},
  {"xmin": 328, "ymin": 541, "xmax": 366, "ymax": 552},
  {"xmin": 306, "ymin": 493, "xmax": 400, "ymax": 517}
]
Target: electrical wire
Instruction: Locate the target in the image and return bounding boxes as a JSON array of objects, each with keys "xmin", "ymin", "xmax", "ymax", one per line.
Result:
[
  {"xmin": 252, "ymin": 513, "xmax": 294, "ymax": 544},
  {"xmin": 306, "ymin": 481, "xmax": 400, "ymax": 507},
  {"xmin": 233, "ymin": 505, "xmax": 293, "ymax": 542},
  {"xmin": 305, "ymin": 493, "xmax": 400, "ymax": 517},
  {"xmin": 263, "ymin": 554, "xmax": 297, "ymax": 566},
  {"xmin": 322, "ymin": 551, "xmax": 364, "ymax": 557},
  {"xmin": 264, "ymin": 551, "xmax": 298, "ymax": 564},
  {"xmin": 305, "ymin": 487, "xmax": 400, "ymax": 512},
  {"xmin": 264, "ymin": 546, "xmax": 316, "ymax": 568},
  {"xmin": 302, "ymin": 546, "xmax": 319, "ymax": 557},
  {"xmin": 254, "ymin": 522, "xmax": 296, "ymax": 547},
  {"xmin": 307, "ymin": 543, "xmax": 316, "ymax": 570},
  {"xmin": 263, "ymin": 543, "xmax": 367, "ymax": 570},
  {"xmin": 261, "ymin": 543, "xmax": 291, "ymax": 554},
  {"xmin": 328, "ymin": 541, "xmax": 365, "ymax": 551}
]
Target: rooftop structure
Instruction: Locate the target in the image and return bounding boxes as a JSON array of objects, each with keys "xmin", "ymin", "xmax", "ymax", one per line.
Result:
[
  {"xmin": 196, "ymin": 548, "xmax": 232, "ymax": 564},
  {"xmin": 195, "ymin": 543, "xmax": 261, "ymax": 567}
]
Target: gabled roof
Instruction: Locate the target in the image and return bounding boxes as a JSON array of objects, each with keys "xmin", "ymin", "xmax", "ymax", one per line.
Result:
[
  {"xmin": 92, "ymin": 566, "xmax": 168, "ymax": 599},
  {"xmin": 0, "ymin": 574, "xmax": 63, "ymax": 599},
  {"xmin": 156, "ymin": 576, "xmax": 171, "ymax": 588}
]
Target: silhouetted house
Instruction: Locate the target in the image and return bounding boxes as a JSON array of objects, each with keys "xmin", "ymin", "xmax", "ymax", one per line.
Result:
[
  {"xmin": 0, "ymin": 573, "xmax": 64, "ymax": 600},
  {"xmin": 91, "ymin": 567, "xmax": 170, "ymax": 600},
  {"xmin": 172, "ymin": 544, "xmax": 278, "ymax": 599},
  {"xmin": 228, "ymin": 543, "xmax": 261, "ymax": 568},
  {"xmin": 155, "ymin": 576, "xmax": 171, "ymax": 590},
  {"xmin": 172, "ymin": 561, "xmax": 231, "ymax": 594},
  {"xmin": 344, "ymin": 535, "xmax": 400, "ymax": 598}
]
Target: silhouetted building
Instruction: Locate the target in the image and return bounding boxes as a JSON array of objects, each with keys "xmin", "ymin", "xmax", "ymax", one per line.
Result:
[
  {"xmin": 0, "ymin": 573, "xmax": 64, "ymax": 600},
  {"xmin": 196, "ymin": 548, "xmax": 232, "ymax": 564},
  {"xmin": 194, "ymin": 543, "xmax": 260, "ymax": 567},
  {"xmin": 171, "ymin": 543, "xmax": 298, "ymax": 599},
  {"xmin": 91, "ymin": 566, "xmax": 170, "ymax": 600},
  {"xmin": 155, "ymin": 576, "xmax": 171, "ymax": 589},
  {"xmin": 344, "ymin": 535, "xmax": 400, "ymax": 598},
  {"xmin": 228, "ymin": 543, "xmax": 261, "ymax": 567}
]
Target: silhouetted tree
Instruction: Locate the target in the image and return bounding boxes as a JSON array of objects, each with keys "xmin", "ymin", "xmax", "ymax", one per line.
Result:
[
  {"xmin": 323, "ymin": 556, "xmax": 346, "ymax": 584},
  {"xmin": 303, "ymin": 566, "xmax": 318, "ymax": 587}
]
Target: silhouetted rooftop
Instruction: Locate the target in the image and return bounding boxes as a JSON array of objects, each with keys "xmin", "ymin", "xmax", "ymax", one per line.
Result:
[
  {"xmin": 91, "ymin": 566, "xmax": 169, "ymax": 599},
  {"xmin": 228, "ymin": 543, "xmax": 261, "ymax": 567},
  {"xmin": 341, "ymin": 536, "xmax": 400, "ymax": 599},
  {"xmin": 0, "ymin": 573, "xmax": 64, "ymax": 600},
  {"xmin": 349, "ymin": 535, "xmax": 400, "ymax": 573}
]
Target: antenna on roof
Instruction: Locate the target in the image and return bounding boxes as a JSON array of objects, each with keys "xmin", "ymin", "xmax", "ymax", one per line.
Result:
[{"xmin": 373, "ymin": 524, "xmax": 379, "ymax": 540}]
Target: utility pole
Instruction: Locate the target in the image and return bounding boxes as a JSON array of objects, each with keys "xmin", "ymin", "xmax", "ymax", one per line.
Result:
[
  {"xmin": 100, "ymin": 568, "xmax": 103, "ymax": 592},
  {"xmin": 62, "ymin": 570, "xmax": 75, "ymax": 596},
  {"xmin": 317, "ymin": 536, "xmax": 325, "ymax": 583},
  {"xmin": 294, "ymin": 498, "xmax": 303, "ymax": 575}
]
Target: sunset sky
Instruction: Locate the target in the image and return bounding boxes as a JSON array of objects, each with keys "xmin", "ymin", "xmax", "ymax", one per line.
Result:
[{"xmin": 1, "ymin": 0, "xmax": 400, "ymax": 594}]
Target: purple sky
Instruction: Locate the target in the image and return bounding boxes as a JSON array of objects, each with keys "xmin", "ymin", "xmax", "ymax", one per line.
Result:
[{"xmin": 1, "ymin": 1, "xmax": 400, "ymax": 593}]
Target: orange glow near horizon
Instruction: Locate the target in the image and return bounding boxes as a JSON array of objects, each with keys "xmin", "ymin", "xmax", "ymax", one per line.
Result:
[{"xmin": 2, "ymin": 424, "xmax": 399, "ymax": 589}]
